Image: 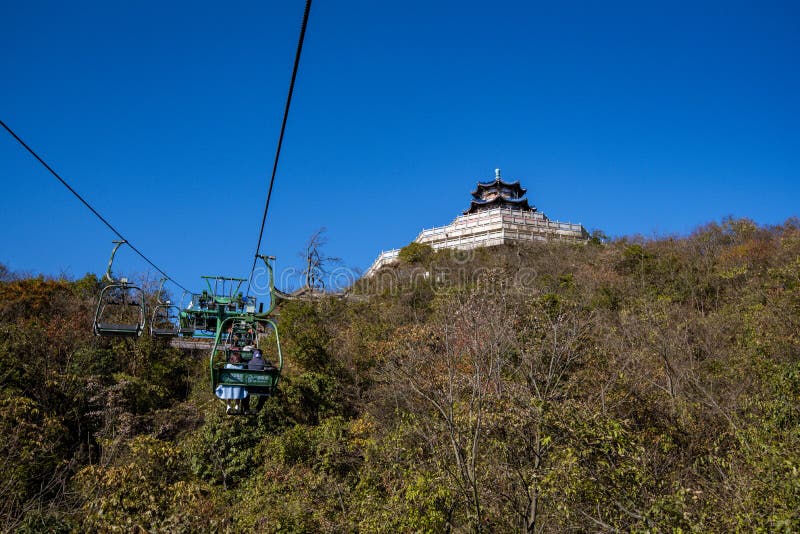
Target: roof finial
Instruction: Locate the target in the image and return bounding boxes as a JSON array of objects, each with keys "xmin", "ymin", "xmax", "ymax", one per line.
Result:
[{"xmin": 495, "ymin": 168, "xmax": 501, "ymax": 180}]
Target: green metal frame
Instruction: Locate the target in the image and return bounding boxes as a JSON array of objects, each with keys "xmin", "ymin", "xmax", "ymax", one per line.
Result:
[
  {"xmin": 209, "ymin": 315, "xmax": 283, "ymax": 397},
  {"xmin": 150, "ymin": 277, "xmax": 193, "ymax": 337},
  {"xmin": 208, "ymin": 255, "xmax": 284, "ymax": 413},
  {"xmin": 93, "ymin": 241, "xmax": 145, "ymax": 337},
  {"xmin": 180, "ymin": 276, "xmax": 256, "ymax": 337},
  {"xmin": 201, "ymin": 276, "xmax": 246, "ymax": 303}
]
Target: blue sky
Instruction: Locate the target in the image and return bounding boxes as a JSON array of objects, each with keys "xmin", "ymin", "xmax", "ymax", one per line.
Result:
[{"xmin": 1, "ymin": 1, "xmax": 798, "ymax": 296}]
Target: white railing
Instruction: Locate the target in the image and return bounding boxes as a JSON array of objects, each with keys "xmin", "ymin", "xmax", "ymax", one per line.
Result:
[
  {"xmin": 417, "ymin": 208, "xmax": 584, "ymax": 242},
  {"xmin": 365, "ymin": 207, "xmax": 588, "ymax": 276},
  {"xmin": 364, "ymin": 248, "xmax": 401, "ymax": 277}
]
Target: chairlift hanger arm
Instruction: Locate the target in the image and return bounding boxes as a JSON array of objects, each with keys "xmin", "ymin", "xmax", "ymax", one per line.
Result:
[
  {"xmin": 156, "ymin": 276, "xmax": 169, "ymax": 305},
  {"xmin": 104, "ymin": 240, "xmax": 126, "ymax": 283},
  {"xmin": 256, "ymin": 254, "xmax": 278, "ymax": 315}
]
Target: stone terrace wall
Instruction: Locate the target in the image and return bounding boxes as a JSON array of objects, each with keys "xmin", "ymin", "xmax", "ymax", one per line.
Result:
[{"xmin": 365, "ymin": 207, "xmax": 588, "ymax": 276}]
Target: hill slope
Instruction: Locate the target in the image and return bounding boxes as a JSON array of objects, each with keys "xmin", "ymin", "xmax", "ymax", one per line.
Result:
[{"xmin": 2, "ymin": 217, "xmax": 799, "ymax": 532}]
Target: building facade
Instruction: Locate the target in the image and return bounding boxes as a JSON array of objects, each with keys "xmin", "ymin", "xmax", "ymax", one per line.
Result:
[{"xmin": 365, "ymin": 169, "xmax": 589, "ymax": 276}]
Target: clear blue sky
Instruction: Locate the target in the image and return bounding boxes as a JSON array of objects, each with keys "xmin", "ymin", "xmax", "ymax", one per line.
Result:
[{"xmin": 2, "ymin": 1, "xmax": 798, "ymax": 295}]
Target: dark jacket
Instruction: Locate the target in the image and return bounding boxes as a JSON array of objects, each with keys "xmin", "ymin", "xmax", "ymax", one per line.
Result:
[{"xmin": 248, "ymin": 353, "xmax": 266, "ymax": 371}]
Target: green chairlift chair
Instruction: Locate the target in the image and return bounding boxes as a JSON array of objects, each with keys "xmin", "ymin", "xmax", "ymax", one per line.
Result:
[
  {"xmin": 209, "ymin": 255, "xmax": 284, "ymax": 415},
  {"xmin": 93, "ymin": 241, "xmax": 145, "ymax": 337}
]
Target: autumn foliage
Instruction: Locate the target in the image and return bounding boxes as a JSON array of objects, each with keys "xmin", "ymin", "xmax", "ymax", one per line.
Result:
[{"xmin": 1, "ymin": 217, "xmax": 799, "ymax": 532}]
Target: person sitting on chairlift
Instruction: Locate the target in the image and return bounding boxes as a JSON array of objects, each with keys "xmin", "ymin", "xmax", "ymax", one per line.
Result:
[
  {"xmin": 217, "ymin": 352, "xmax": 247, "ymax": 414},
  {"xmin": 248, "ymin": 349, "xmax": 267, "ymax": 371},
  {"xmin": 228, "ymin": 351, "xmax": 244, "ymax": 367}
]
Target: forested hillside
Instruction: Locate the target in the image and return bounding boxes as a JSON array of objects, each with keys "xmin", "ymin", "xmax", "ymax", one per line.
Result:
[{"xmin": 2, "ymin": 217, "xmax": 799, "ymax": 532}]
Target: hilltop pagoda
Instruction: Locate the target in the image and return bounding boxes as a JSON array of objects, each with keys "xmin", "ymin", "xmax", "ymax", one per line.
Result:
[
  {"xmin": 465, "ymin": 169, "xmax": 533, "ymax": 214},
  {"xmin": 366, "ymin": 169, "xmax": 589, "ymax": 276}
]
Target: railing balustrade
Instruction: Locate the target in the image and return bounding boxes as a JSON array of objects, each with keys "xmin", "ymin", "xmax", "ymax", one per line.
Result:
[{"xmin": 366, "ymin": 207, "xmax": 587, "ymax": 276}]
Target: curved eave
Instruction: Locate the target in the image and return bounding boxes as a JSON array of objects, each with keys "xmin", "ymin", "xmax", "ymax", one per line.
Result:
[
  {"xmin": 463, "ymin": 196, "xmax": 535, "ymax": 214},
  {"xmin": 470, "ymin": 178, "xmax": 527, "ymax": 199}
]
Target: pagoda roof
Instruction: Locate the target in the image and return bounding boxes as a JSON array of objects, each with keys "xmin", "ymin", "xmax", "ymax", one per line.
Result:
[
  {"xmin": 463, "ymin": 195, "xmax": 535, "ymax": 215},
  {"xmin": 470, "ymin": 175, "xmax": 527, "ymax": 199}
]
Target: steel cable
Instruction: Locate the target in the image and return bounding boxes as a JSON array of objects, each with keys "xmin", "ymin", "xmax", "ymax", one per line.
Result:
[
  {"xmin": 245, "ymin": 0, "xmax": 313, "ymax": 296},
  {"xmin": 0, "ymin": 119, "xmax": 192, "ymax": 294}
]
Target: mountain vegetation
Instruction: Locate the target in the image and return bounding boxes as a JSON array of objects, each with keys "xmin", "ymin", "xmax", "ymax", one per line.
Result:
[{"xmin": 2, "ymin": 217, "xmax": 799, "ymax": 532}]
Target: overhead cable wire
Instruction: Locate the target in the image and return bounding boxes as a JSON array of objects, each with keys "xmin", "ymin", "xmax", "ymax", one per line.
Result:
[
  {"xmin": 246, "ymin": 0, "xmax": 313, "ymax": 296},
  {"xmin": 0, "ymin": 119, "xmax": 192, "ymax": 294}
]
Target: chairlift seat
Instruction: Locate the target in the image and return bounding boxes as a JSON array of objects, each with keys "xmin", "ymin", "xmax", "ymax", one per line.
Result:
[
  {"xmin": 95, "ymin": 322, "xmax": 142, "ymax": 337},
  {"xmin": 213, "ymin": 366, "xmax": 280, "ymax": 397},
  {"xmin": 152, "ymin": 328, "xmax": 179, "ymax": 337},
  {"xmin": 94, "ymin": 243, "xmax": 146, "ymax": 338}
]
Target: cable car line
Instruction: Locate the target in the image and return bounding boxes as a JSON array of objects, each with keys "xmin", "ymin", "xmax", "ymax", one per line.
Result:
[
  {"xmin": 245, "ymin": 0, "xmax": 313, "ymax": 296},
  {"xmin": 4, "ymin": 1, "xmax": 314, "ymax": 415},
  {"xmin": 0, "ymin": 118, "xmax": 191, "ymax": 294}
]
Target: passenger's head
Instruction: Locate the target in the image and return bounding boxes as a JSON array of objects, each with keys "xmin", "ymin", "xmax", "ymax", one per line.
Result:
[
  {"xmin": 253, "ymin": 349, "xmax": 263, "ymax": 359},
  {"xmin": 229, "ymin": 352, "xmax": 242, "ymax": 364}
]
